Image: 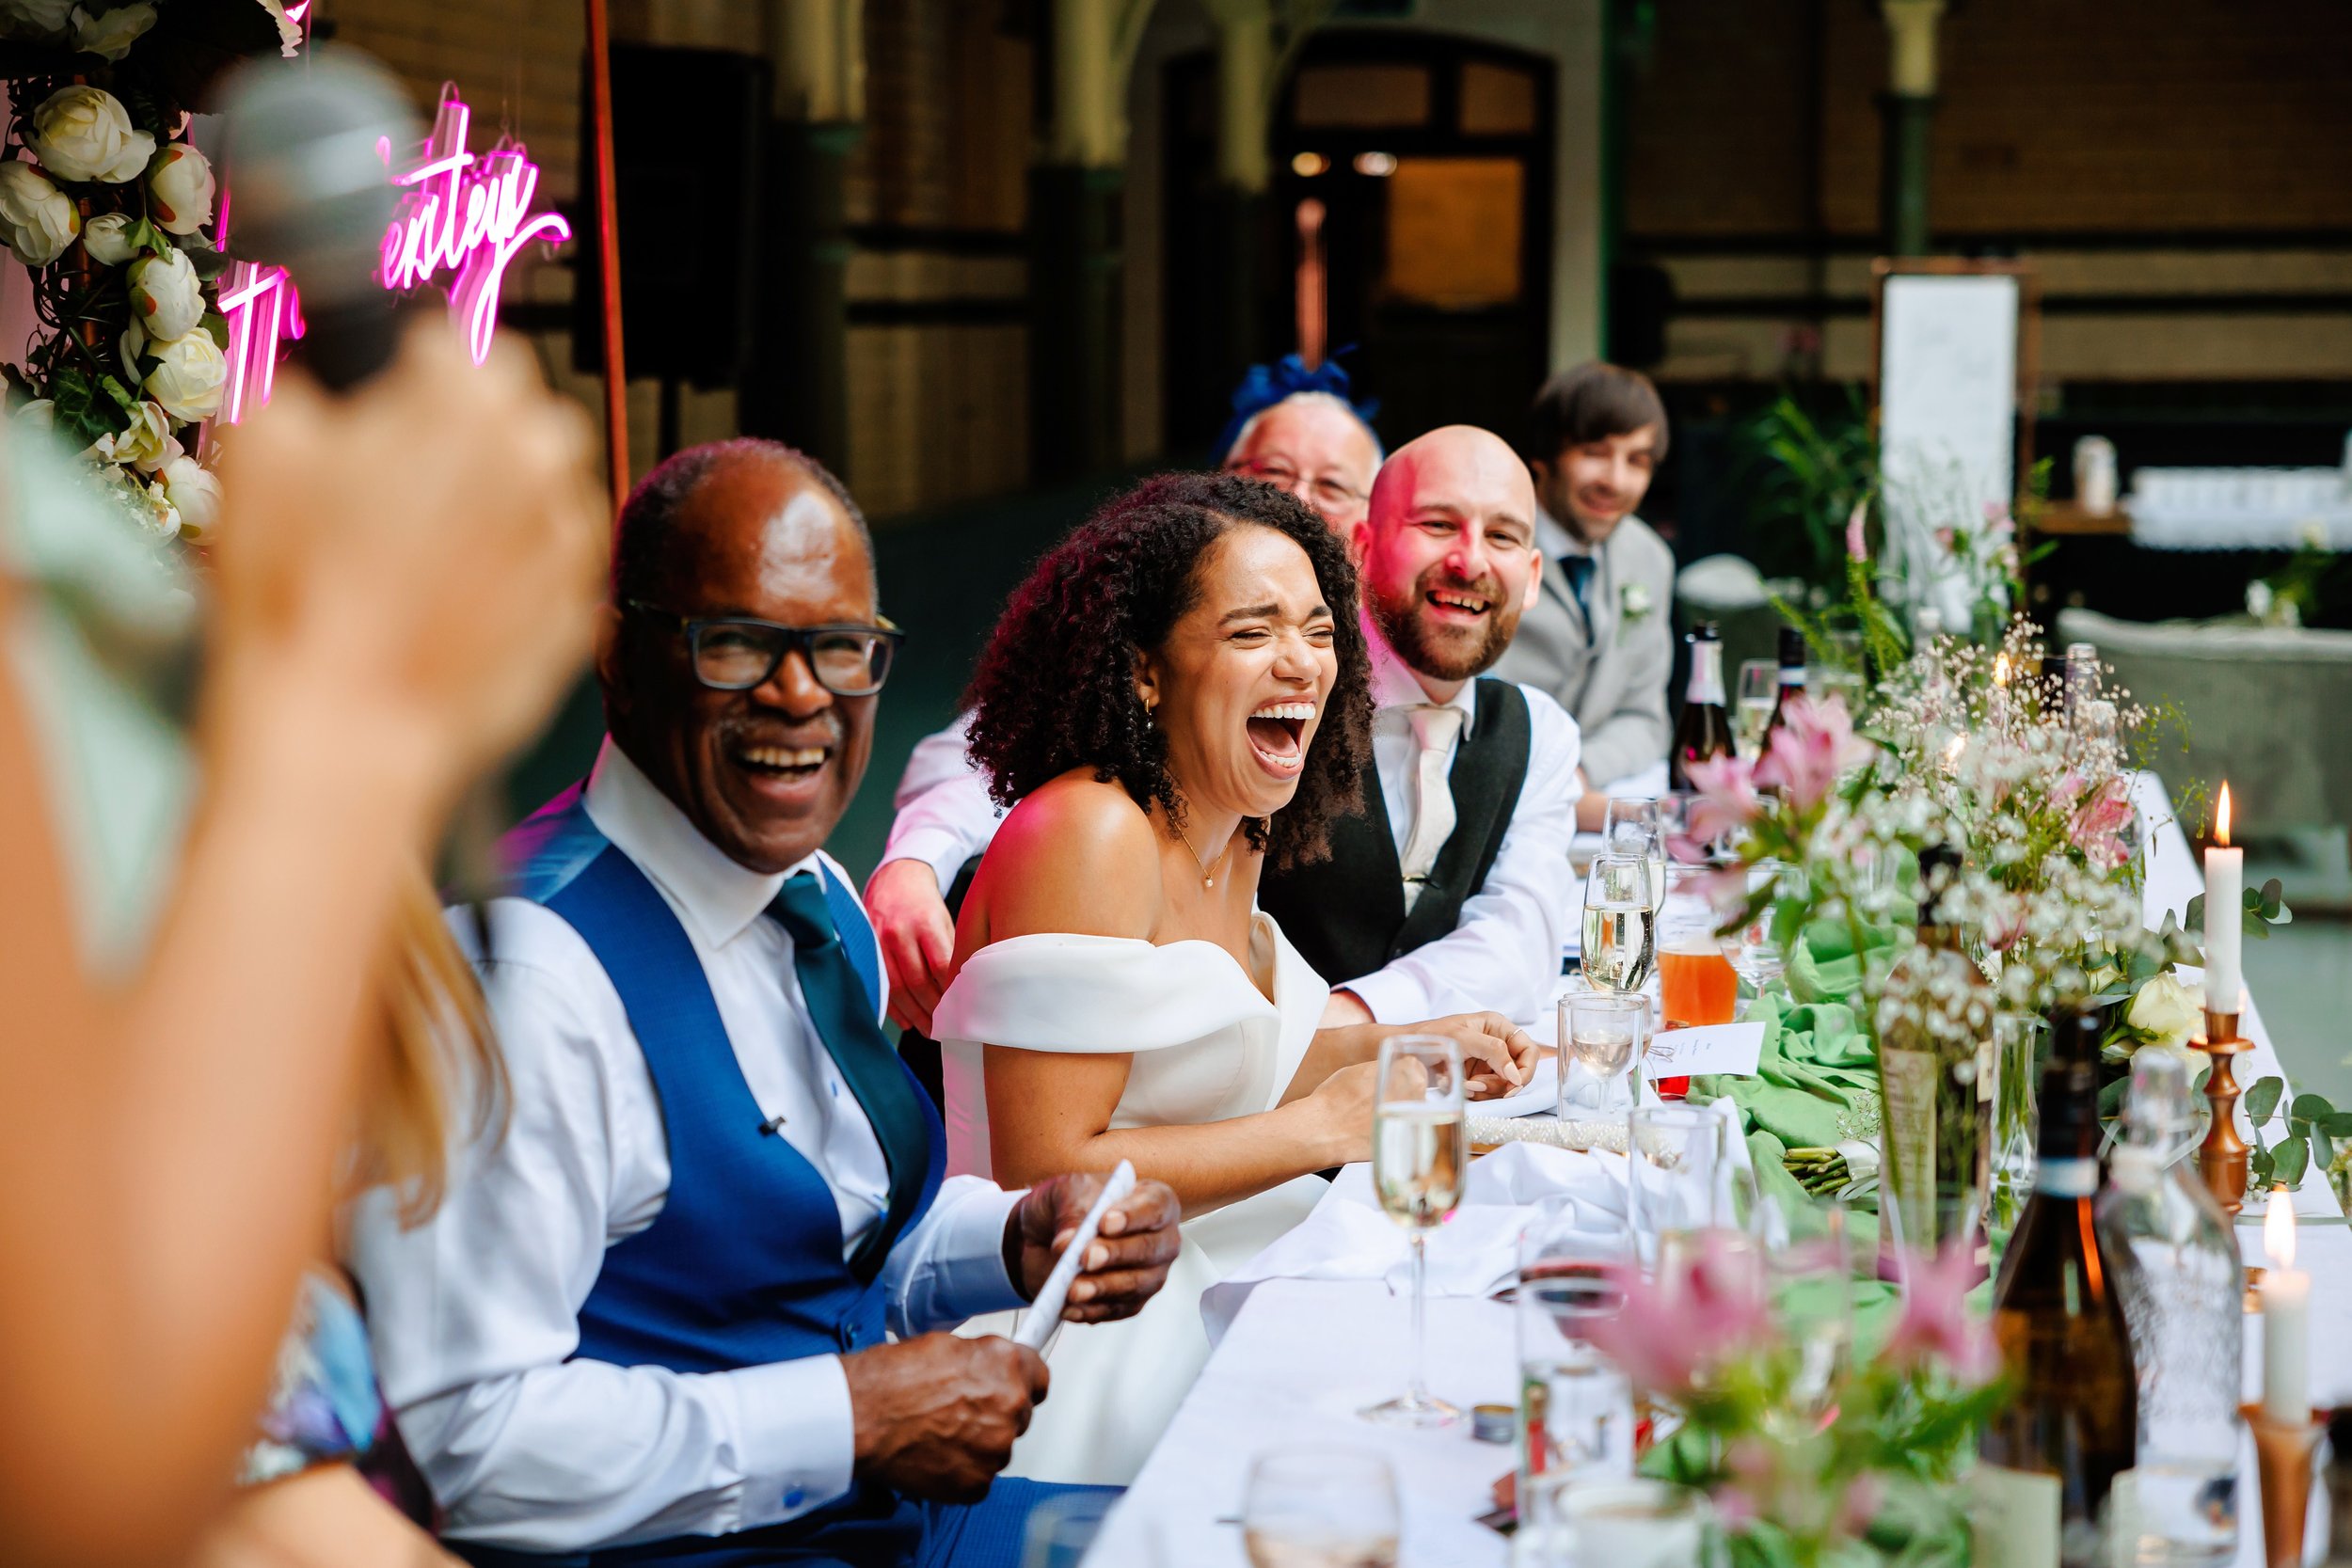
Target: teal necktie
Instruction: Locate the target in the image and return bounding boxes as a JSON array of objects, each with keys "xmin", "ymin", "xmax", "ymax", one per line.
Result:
[
  {"xmin": 770, "ymin": 871, "xmax": 933, "ymax": 1281},
  {"xmin": 1560, "ymin": 554, "xmax": 1597, "ymax": 646}
]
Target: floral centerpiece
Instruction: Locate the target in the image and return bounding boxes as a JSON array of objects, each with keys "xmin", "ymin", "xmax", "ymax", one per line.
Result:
[
  {"xmin": 1585, "ymin": 1234, "xmax": 2004, "ymax": 1568},
  {"xmin": 0, "ymin": 0, "xmax": 298, "ymax": 541}
]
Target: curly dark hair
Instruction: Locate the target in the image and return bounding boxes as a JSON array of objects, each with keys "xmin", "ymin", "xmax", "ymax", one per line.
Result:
[{"xmin": 962, "ymin": 471, "xmax": 1375, "ymax": 869}]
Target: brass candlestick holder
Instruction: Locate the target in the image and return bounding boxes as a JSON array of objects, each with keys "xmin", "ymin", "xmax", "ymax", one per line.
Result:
[
  {"xmin": 2241, "ymin": 1402, "xmax": 2325, "ymax": 1568},
  {"xmin": 2198, "ymin": 1009, "xmax": 2250, "ymax": 1217}
]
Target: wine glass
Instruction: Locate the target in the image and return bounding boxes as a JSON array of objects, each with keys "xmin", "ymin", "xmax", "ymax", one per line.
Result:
[
  {"xmin": 1516, "ymin": 1214, "xmax": 1636, "ymax": 1532},
  {"xmin": 1361, "ymin": 1035, "xmax": 1467, "ymax": 1427},
  {"xmin": 1241, "ymin": 1449, "xmax": 1401, "ymax": 1568},
  {"xmin": 1734, "ymin": 659, "xmax": 1777, "ymax": 758},
  {"xmin": 1628, "ymin": 1103, "xmax": 1726, "ymax": 1273},
  {"xmin": 1601, "ymin": 798, "xmax": 1668, "ymax": 908},
  {"xmin": 1581, "ymin": 854, "xmax": 1657, "ymax": 995},
  {"xmin": 1020, "ymin": 1489, "xmax": 1118, "ymax": 1568},
  {"xmin": 1561, "ymin": 990, "xmax": 1645, "ymax": 1118}
]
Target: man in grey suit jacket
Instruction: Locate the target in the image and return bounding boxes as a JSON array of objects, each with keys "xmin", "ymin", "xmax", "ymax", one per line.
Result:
[{"xmin": 1492, "ymin": 362, "xmax": 1677, "ymax": 831}]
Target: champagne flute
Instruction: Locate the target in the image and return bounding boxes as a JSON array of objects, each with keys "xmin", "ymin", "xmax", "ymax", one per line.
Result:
[
  {"xmin": 1734, "ymin": 659, "xmax": 1777, "ymax": 758},
  {"xmin": 1242, "ymin": 1449, "xmax": 1401, "ymax": 1568},
  {"xmin": 1602, "ymin": 797, "xmax": 1668, "ymax": 908},
  {"xmin": 1581, "ymin": 853, "xmax": 1657, "ymax": 994},
  {"xmin": 1361, "ymin": 1035, "xmax": 1466, "ymax": 1427}
]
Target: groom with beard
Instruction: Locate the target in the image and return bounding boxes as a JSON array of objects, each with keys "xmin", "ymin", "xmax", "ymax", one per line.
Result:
[{"xmin": 871, "ymin": 422, "xmax": 1579, "ymax": 1031}]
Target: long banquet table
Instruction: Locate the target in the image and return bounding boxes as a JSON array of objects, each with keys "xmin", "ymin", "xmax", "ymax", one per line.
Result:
[{"xmin": 1082, "ymin": 777, "xmax": 2350, "ymax": 1566}]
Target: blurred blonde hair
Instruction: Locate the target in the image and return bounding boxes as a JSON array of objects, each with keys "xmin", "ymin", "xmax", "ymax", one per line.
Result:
[{"xmin": 351, "ymin": 871, "xmax": 507, "ymax": 1227}]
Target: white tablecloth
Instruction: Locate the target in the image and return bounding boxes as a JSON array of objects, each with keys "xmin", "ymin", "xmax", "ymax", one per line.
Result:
[{"xmin": 1081, "ymin": 775, "xmax": 2349, "ymax": 1567}]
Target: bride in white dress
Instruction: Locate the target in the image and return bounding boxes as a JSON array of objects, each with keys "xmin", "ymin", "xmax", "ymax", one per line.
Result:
[{"xmin": 928, "ymin": 472, "xmax": 1534, "ymax": 1483}]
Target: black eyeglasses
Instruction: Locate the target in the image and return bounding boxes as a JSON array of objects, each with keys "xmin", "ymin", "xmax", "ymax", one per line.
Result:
[{"xmin": 626, "ymin": 602, "xmax": 904, "ymax": 696}]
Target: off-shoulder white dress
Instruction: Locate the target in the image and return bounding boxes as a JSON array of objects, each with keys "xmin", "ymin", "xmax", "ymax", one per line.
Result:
[{"xmin": 930, "ymin": 911, "xmax": 1332, "ymax": 1484}]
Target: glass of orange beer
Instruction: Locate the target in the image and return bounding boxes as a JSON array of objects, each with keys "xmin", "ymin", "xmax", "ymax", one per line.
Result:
[{"xmin": 1654, "ymin": 865, "xmax": 1738, "ymax": 1097}]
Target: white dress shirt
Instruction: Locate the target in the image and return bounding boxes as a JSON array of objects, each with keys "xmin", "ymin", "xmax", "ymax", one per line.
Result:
[
  {"xmin": 880, "ymin": 625, "xmax": 1581, "ymax": 1024},
  {"xmin": 346, "ymin": 742, "xmax": 1026, "ymax": 1554}
]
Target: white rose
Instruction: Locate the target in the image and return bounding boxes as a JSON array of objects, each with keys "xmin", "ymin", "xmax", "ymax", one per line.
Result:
[
  {"xmin": 254, "ymin": 0, "xmax": 301, "ymax": 55},
  {"xmin": 129, "ymin": 247, "xmax": 202, "ymax": 341},
  {"xmin": 144, "ymin": 330, "xmax": 227, "ymax": 421},
  {"xmin": 28, "ymin": 85, "xmax": 155, "ymax": 184},
  {"xmin": 161, "ymin": 453, "xmax": 222, "ymax": 539},
  {"xmin": 2125, "ymin": 971, "xmax": 2206, "ymax": 1052},
  {"xmin": 85, "ymin": 397, "xmax": 174, "ymax": 471},
  {"xmin": 119, "ymin": 316, "xmax": 146, "ymax": 379},
  {"xmin": 71, "ymin": 1, "xmax": 154, "ymax": 59},
  {"xmin": 81, "ymin": 210, "xmax": 139, "ymax": 265},
  {"xmin": 144, "ymin": 143, "xmax": 214, "ymax": 234},
  {"xmin": 0, "ymin": 160, "xmax": 79, "ymax": 266},
  {"xmin": 16, "ymin": 398, "xmax": 55, "ymax": 432},
  {"xmin": 0, "ymin": 0, "xmax": 74, "ymax": 39}
]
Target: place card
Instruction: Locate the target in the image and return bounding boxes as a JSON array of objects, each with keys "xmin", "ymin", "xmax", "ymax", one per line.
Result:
[{"xmin": 1643, "ymin": 1022, "xmax": 1765, "ymax": 1078}]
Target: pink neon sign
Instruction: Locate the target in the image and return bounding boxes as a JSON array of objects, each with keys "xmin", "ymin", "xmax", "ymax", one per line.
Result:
[{"xmin": 217, "ymin": 83, "xmax": 571, "ymax": 423}]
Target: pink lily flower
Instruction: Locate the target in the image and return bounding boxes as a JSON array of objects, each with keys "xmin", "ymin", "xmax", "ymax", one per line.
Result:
[
  {"xmin": 1753, "ymin": 694, "xmax": 1875, "ymax": 810},
  {"xmin": 1883, "ymin": 1240, "xmax": 1998, "ymax": 1384},
  {"xmin": 1683, "ymin": 752, "xmax": 1761, "ymax": 844},
  {"xmin": 1583, "ymin": 1233, "xmax": 1772, "ymax": 1396}
]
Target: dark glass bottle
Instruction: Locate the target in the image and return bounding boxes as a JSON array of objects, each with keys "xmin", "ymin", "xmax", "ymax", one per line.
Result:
[
  {"xmin": 1762, "ymin": 625, "xmax": 1808, "ymax": 744},
  {"xmin": 1668, "ymin": 623, "xmax": 1735, "ymax": 792},
  {"xmin": 1976, "ymin": 1006, "xmax": 2139, "ymax": 1568}
]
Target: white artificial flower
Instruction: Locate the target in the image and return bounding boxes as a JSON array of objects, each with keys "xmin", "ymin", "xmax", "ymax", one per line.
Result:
[
  {"xmin": 16, "ymin": 397, "xmax": 55, "ymax": 431},
  {"xmin": 0, "ymin": 0, "xmax": 74, "ymax": 39},
  {"xmin": 254, "ymin": 0, "xmax": 301, "ymax": 55},
  {"xmin": 119, "ymin": 316, "xmax": 146, "ymax": 379},
  {"xmin": 1620, "ymin": 581, "xmax": 1652, "ymax": 622},
  {"xmin": 144, "ymin": 330, "xmax": 227, "ymax": 421},
  {"xmin": 71, "ymin": 0, "xmax": 154, "ymax": 59},
  {"xmin": 28, "ymin": 84, "xmax": 155, "ymax": 184},
  {"xmin": 85, "ymin": 397, "xmax": 174, "ymax": 471},
  {"xmin": 161, "ymin": 452, "xmax": 222, "ymax": 539},
  {"xmin": 81, "ymin": 210, "xmax": 139, "ymax": 264},
  {"xmin": 2125, "ymin": 971, "xmax": 2204, "ymax": 1052},
  {"xmin": 144, "ymin": 143, "xmax": 215, "ymax": 234},
  {"xmin": 129, "ymin": 247, "xmax": 202, "ymax": 341},
  {"xmin": 0, "ymin": 160, "xmax": 79, "ymax": 266}
]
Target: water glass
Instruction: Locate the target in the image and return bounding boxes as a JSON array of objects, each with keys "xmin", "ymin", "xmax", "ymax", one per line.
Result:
[
  {"xmin": 1362, "ymin": 1035, "xmax": 1466, "ymax": 1427},
  {"xmin": 1561, "ymin": 990, "xmax": 1645, "ymax": 1117},
  {"xmin": 1241, "ymin": 1449, "xmax": 1400, "ymax": 1568},
  {"xmin": 1518, "ymin": 1477, "xmax": 1715, "ymax": 1568},
  {"xmin": 1761, "ymin": 1206, "xmax": 1854, "ymax": 1437},
  {"xmin": 1020, "ymin": 1488, "xmax": 1118, "ymax": 1568},
  {"xmin": 1581, "ymin": 853, "xmax": 1657, "ymax": 994},
  {"xmin": 1516, "ymin": 1209, "xmax": 1635, "ymax": 1510},
  {"xmin": 1628, "ymin": 1104, "xmax": 1727, "ymax": 1270}
]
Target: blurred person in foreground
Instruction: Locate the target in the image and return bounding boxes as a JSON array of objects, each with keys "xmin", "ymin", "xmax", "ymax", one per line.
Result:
[
  {"xmin": 346, "ymin": 438, "xmax": 1182, "ymax": 1568},
  {"xmin": 0, "ymin": 325, "xmax": 603, "ymax": 1568},
  {"xmin": 1491, "ymin": 360, "xmax": 1677, "ymax": 829}
]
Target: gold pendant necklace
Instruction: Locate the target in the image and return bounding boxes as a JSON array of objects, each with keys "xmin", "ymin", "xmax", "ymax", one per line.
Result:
[{"xmin": 1173, "ymin": 818, "xmax": 1232, "ymax": 890}]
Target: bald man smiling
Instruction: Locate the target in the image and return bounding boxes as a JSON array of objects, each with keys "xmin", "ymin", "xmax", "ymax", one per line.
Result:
[{"xmin": 871, "ymin": 423, "xmax": 1581, "ymax": 1036}]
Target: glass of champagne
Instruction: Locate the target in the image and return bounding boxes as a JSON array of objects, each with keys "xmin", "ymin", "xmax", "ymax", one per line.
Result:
[
  {"xmin": 1581, "ymin": 853, "xmax": 1656, "ymax": 996},
  {"xmin": 1241, "ymin": 1449, "xmax": 1401, "ymax": 1568},
  {"xmin": 1734, "ymin": 659, "xmax": 1777, "ymax": 757},
  {"xmin": 1561, "ymin": 990, "xmax": 1645, "ymax": 1119},
  {"xmin": 1602, "ymin": 798, "xmax": 1668, "ymax": 908},
  {"xmin": 1361, "ymin": 1035, "xmax": 1467, "ymax": 1427}
]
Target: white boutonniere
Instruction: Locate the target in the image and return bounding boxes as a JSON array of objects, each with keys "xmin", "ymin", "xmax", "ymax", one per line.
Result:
[{"xmin": 1619, "ymin": 581, "xmax": 1653, "ymax": 623}]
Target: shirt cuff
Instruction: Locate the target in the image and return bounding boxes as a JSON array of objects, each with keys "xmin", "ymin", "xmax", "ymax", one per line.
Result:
[
  {"xmin": 930, "ymin": 1183, "xmax": 1030, "ymax": 1321},
  {"xmin": 883, "ymin": 827, "xmax": 986, "ymax": 898},
  {"xmin": 721, "ymin": 1354, "xmax": 857, "ymax": 1530},
  {"xmin": 1335, "ymin": 968, "xmax": 1425, "ymax": 1027}
]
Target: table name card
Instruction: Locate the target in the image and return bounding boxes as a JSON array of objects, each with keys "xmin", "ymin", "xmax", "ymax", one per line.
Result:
[{"xmin": 1644, "ymin": 1021, "xmax": 1766, "ymax": 1078}]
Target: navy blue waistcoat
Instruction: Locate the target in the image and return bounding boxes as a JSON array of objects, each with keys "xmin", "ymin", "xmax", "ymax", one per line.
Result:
[{"xmin": 471, "ymin": 785, "xmax": 947, "ymax": 1568}]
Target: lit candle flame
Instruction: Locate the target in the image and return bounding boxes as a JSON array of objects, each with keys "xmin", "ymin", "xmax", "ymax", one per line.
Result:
[
  {"xmin": 2217, "ymin": 782, "xmax": 2233, "ymax": 847},
  {"xmin": 2265, "ymin": 1188, "xmax": 2296, "ymax": 1271},
  {"xmin": 1993, "ymin": 652, "xmax": 2011, "ymax": 687}
]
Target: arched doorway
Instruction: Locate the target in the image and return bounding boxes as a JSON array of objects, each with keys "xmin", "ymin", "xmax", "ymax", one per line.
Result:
[{"xmin": 1162, "ymin": 30, "xmax": 1555, "ymax": 454}]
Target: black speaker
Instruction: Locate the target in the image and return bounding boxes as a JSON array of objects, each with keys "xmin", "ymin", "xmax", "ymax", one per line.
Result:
[{"xmin": 574, "ymin": 45, "xmax": 770, "ymax": 389}]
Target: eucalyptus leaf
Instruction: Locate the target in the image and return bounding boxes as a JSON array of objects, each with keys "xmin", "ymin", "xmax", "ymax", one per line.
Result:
[
  {"xmin": 2315, "ymin": 1125, "xmax": 2335, "ymax": 1173},
  {"xmin": 2252, "ymin": 1145, "xmax": 2276, "ymax": 1186},
  {"xmin": 2185, "ymin": 892, "xmax": 2205, "ymax": 932},
  {"xmin": 2274, "ymin": 1136, "xmax": 2311, "ymax": 1189},
  {"xmin": 2322, "ymin": 1113, "xmax": 2352, "ymax": 1138},
  {"xmin": 2246, "ymin": 1076, "xmax": 2284, "ymax": 1126},
  {"xmin": 2293, "ymin": 1092, "xmax": 2336, "ymax": 1123}
]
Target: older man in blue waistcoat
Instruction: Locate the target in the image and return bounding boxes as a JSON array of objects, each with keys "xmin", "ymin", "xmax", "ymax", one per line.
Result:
[{"xmin": 348, "ymin": 439, "xmax": 1181, "ymax": 1568}]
